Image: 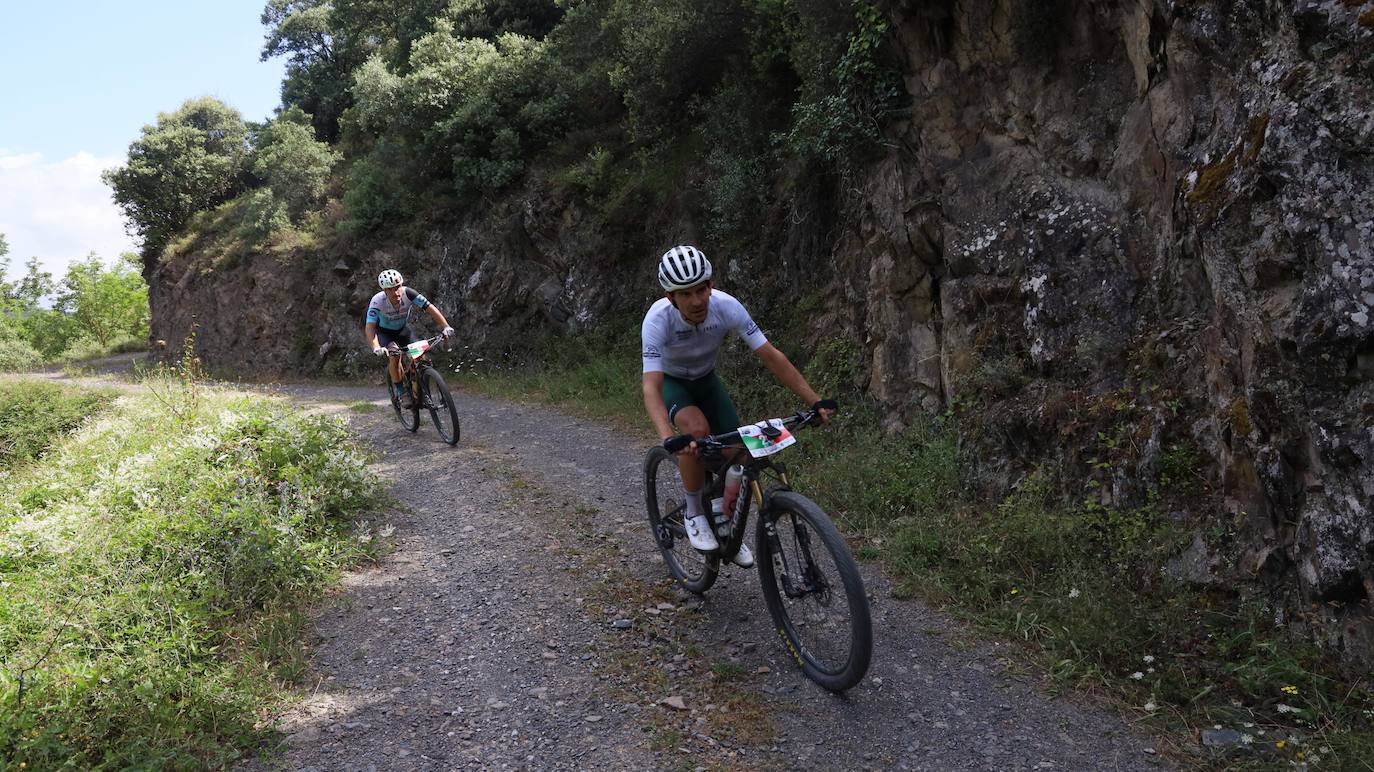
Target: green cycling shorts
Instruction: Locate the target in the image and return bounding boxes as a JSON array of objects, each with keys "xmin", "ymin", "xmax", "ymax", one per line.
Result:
[{"xmin": 662, "ymin": 371, "xmax": 742, "ymax": 435}]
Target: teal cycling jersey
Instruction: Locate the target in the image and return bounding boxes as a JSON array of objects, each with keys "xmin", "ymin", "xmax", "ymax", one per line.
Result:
[{"xmin": 366, "ymin": 287, "xmax": 430, "ymax": 331}]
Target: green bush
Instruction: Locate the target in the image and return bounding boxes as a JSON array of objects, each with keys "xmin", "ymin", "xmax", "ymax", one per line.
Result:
[
  {"xmin": 0, "ymin": 339, "xmax": 40, "ymax": 373},
  {"xmin": 59, "ymin": 333, "xmax": 147, "ymax": 363},
  {"xmin": 0, "ymin": 381, "xmax": 112, "ymax": 468},
  {"xmin": 0, "ymin": 386, "xmax": 385, "ymax": 767}
]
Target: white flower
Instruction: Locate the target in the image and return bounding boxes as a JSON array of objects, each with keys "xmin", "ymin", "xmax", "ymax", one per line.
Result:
[
  {"xmin": 1277, "ymin": 703, "xmax": 1297, "ymax": 714},
  {"xmin": 1241, "ymin": 734, "xmax": 1254, "ymax": 745},
  {"xmin": 1142, "ymin": 655, "xmax": 1155, "ymax": 664},
  {"xmin": 1068, "ymin": 588, "xmax": 1080, "ymax": 598},
  {"xmin": 1131, "ymin": 672, "xmax": 1145, "ymax": 680},
  {"xmin": 1143, "ymin": 702, "xmax": 1157, "ymax": 711}
]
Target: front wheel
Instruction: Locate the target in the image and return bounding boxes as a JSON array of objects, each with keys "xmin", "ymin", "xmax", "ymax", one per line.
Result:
[
  {"xmin": 386, "ymin": 371, "xmax": 420, "ymax": 432},
  {"xmin": 756, "ymin": 491, "xmax": 872, "ymax": 691},
  {"xmin": 644, "ymin": 447, "xmax": 718, "ymax": 594},
  {"xmin": 421, "ymin": 367, "xmax": 460, "ymax": 445}
]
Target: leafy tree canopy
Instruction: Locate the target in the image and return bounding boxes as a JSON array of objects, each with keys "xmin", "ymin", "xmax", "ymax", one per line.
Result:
[
  {"xmin": 54, "ymin": 254, "xmax": 150, "ymax": 349},
  {"xmin": 103, "ymin": 97, "xmax": 250, "ymax": 257}
]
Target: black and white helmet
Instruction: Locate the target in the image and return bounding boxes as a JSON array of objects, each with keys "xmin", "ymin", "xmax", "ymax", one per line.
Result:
[
  {"xmin": 657, "ymin": 245, "xmax": 712, "ymax": 291},
  {"xmin": 378, "ymin": 269, "xmax": 404, "ymax": 289}
]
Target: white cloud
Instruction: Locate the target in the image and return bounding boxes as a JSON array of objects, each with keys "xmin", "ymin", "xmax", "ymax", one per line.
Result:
[{"xmin": 0, "ymin": 150, "xmax": 138, "ymax": 280}]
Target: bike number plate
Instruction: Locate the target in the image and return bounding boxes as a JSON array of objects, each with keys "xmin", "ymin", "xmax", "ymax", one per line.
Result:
[
  {"xmin": 738, "ymin": 419, "xmax": 796, "ymax": 458},
  {"xmin": 406, "ymin": 340, "xmax": 431, "ymax": 359}
]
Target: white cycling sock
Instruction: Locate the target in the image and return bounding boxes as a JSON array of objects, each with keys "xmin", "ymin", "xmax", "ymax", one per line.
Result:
[{"xmin": 683, "ymin": 487, "xmax": 703, "ymax": 519}]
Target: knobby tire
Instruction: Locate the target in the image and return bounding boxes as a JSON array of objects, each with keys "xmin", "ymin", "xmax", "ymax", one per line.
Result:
[
  {"xmin": 757, "ymin": 491, "xmax": 872, "ymax": 691},
  {"xmin": 644, "ymin": 446, "xmax": 719, "ymax": 594},
  {"xmin": 422, "ymin": 367, "xmax": 461, "ymax": 446}
]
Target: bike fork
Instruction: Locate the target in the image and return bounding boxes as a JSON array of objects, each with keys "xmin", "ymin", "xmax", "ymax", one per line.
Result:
[{"xmin": 767, "ymin": 511, "xmax": 821, "ymax": 599}]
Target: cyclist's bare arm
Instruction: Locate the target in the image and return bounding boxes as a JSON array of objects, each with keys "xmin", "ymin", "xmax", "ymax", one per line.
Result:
[
  {"xmin": 424, "ymin": 304, "xmax": 450, "ymax": 330},
  {"xmin": 364, "ymin": 321, "xmax": 381, "ymax": 350},
  {"xmin": 642, "ymin": 371, "xmax": 675, "ymax": 441},
  {"xmin": 753, "ymin": 343, "xmax": 833, "ymax": 423}
]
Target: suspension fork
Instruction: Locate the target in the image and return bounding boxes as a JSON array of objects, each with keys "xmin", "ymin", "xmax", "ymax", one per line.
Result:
[{"xmin": 760, "ymin": 471, "xmax": 825, "ymax": 598}]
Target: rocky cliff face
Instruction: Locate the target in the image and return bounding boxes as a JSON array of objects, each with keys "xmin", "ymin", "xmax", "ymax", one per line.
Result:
[{"xmin": 148, "ymin": 0, "xmax": 1373, "ymax": 662}]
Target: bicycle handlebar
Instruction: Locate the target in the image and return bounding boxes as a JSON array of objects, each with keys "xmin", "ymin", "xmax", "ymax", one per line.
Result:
[
  {"xmin": 663, "ymin": 406, "xmax": 832, "ymax": 457},
  {"xmin": 385, "ymin": 333, "xmax": 449, "ymax": 358}
]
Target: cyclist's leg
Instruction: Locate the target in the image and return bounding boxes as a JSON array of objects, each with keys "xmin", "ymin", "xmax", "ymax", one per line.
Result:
[
  {"xmin": 686, "ymin": 371, "xmax": 755, "ymax": 565},
  {"xmin": 688, "ymin": 371, "xmax": 742, "ymax": 438},
  {"xmin": 663, "ymin": 375, "xmax": 717, "ymax": 550},
  {"xmin": 377, "ymin": 327, "xmax": 415, "ymax": 399}
]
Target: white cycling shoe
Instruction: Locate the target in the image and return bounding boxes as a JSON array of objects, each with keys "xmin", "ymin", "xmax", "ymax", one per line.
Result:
[
  {"xmin": 730, "ymin": 542, "xmax": 755, "ymax": 568},
  {"xmin": 684, "ymin": 513, "xmax": 720, "ymax": 551}
]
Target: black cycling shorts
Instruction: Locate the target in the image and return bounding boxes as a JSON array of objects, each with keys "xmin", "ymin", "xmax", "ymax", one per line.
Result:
[{"xmin": 376, "ymin": 325, "xmax": 417, "ymax": 349}]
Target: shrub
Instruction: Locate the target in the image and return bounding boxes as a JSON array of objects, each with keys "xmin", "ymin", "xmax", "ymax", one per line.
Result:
[
  {"xmin": 0, "ymin": 387, "xmax": 385, "ymax": 767},
  {"xmin": 0, "ymin": 339, "xmax": 40, "ymax": 373},
  {"xmin": 0, "ymin": 381, "xmax": 111, "ymax": 468}
]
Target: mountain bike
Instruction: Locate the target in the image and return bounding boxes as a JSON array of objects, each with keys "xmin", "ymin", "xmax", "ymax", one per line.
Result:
[
  {"xmin": 384, "ymin": 334, "xmax": 461, "ymax": 445},
  {"xmin": 643, "ymin": 408, "xmax": 873, "ymax": 692}
]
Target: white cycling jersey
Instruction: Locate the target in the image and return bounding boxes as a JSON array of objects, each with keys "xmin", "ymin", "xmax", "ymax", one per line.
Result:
[{"xmin": 641, "ymin": 289, "xmax": 768, "ymax": 379}]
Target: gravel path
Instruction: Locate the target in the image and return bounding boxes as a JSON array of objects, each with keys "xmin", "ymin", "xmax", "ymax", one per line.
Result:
[
  {"xmin": 46, "ymin": 360, "xmax": 1173, "ymax": 770},
  {"xmin": 236, "ymin": 377, "xmax": 1172, "ymax": 772}
]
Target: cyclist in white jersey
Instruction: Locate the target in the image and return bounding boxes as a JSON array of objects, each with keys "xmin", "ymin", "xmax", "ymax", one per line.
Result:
[
  {"xmin": 642, "ymin": 245, "xmax": 834, "ymax": 566},
  {"xmin": 364, "ymin": 269, "xmax": 455, "ymax": 407}
]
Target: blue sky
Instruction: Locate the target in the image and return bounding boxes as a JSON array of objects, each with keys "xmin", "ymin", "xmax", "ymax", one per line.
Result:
[{"xmin": 0, "ymin": 1, "xmax": 286, "ymax": 283}]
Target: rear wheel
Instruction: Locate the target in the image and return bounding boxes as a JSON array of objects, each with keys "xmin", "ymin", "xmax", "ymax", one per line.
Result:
[
  {"xmin": 386, "ymin": 370, "xmax": 420, "ymax": 432},
  {"xmin": 422, "ymin": 367, "xmax": 460, "ymax": 445},
  {"xmin": 644, "ymin": 447, "xmax": 718, "ymax": 594},
  {"xmin": 757, "ymin": 491, "xmax": 872, "ymax": 691}
]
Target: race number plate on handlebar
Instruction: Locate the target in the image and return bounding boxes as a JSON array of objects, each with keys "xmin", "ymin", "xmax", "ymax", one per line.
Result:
[
  {"xmin": 405, "ymin": 339, "xmax": 431, "ymax": 359},
  {"xmin": 738, "ymin": 419, "xmax": 796, "ymax": 458}
]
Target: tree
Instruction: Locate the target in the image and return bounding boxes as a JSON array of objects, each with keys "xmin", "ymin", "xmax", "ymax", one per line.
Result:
[
  {"xmin": 246, "ymin": 106, "xmax": 340, "ymax": 229},
  {"xmin": 54, "ymin": 254, "xmax": 149, "ymax": 349},
  {"xmin": 103, "ymin": 97, "xmax": 249, "ymax": 258}
]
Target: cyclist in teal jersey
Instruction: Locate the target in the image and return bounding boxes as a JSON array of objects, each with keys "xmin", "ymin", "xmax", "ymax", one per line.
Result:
[
  {"xmin": 364, "ymin": 269, "xmax": 455, "ymax": 408},
  {"xmin": 642, "ymin": 245, "xmax": 834, "ymax": 567}
]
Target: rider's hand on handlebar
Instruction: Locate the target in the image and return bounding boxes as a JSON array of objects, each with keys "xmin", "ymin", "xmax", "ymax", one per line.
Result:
[
  {"xmin": 811, "ymin": 398, "xmax": 839, "ymax": 425},
  {"xmin": 373, "ymin": 346, "xmax": 387, "ymax": 357},
  {"xmin": 663, "ymin": 434, "xmax": 697, "ymax": 456},
  {"xmin": 442, "ymin": 326, "xmax": 455, "ymax": 339}
]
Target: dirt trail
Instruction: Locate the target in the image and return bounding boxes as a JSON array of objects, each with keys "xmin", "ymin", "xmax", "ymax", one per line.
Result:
[{"xmin": 51, "ymin": 362, "xmax": 1172, "ymax": 770}]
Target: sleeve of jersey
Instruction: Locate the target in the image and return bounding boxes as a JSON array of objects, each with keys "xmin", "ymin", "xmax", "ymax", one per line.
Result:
[
  {"xmin": 733, "ymin": 302, "xmax": 768, "ymax": 350},
  {"xmin": 365, "ymin": 306, "xmax": 380, "ymax": 325},
  {"xmin": 641, "ymin": 314, "xmax": 665, "ymax": 373},
  {"xmin": 407, "ymin": 287, "xmax": 430, "ymax": 309}
]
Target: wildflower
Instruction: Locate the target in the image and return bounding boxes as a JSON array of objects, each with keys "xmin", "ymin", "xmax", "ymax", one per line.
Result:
[
  {"xmin": 1131, "ymin": 671, "xmax": 1145, "ymax": 680},
  {"xmin": 1277, "ymin": 703, "xmax": 1296, "ymax": 714},
  {"xmin": 1142, "ymin": 655, "xmax": 1155, "ymax": 664},
  {"xmin": 1010, "ymin": 588, "xmax": 1020, "ymax": 595},
  {"xmin": 1281, "ymin": 685, "xmax": 1299, "ymax": 695},
  {"xmin": 1143, "ymin": 701, "xmax": 1157, "ymax": 711},
  {"xmin": 1276, "ymin": 740, "xmax": 1286, "ymax": 749},
  {"xmin": 1068, "ymin": 588, "xmax": 1080, "ymax": 598},
  {"xmin": 1241, "ymin": 734, "xmax": 1254, "ymax": 745}
]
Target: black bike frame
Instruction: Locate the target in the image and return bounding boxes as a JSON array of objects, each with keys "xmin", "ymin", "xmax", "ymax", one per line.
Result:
[{"xmin": 695, "ymin": 412, "xmax": 814, "ymax": 560}]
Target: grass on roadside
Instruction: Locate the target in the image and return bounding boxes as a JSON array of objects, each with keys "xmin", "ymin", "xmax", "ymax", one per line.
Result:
[
  {"xmin": 0, "ymin": 374, "xmax": 387, "ymax": 768},
  {"xmin": 0, "ymin": 380, "xmax": 114, "ymax": 469},
  {"xmin": 452, "ymin": 324, "xmax": 1374, "ymax": 770}
]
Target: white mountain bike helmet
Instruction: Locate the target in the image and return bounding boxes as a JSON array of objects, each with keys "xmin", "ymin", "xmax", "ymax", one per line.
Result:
[
  {"xmin": 378, "ymin": 269, "xmax": 404, "ymax": 289},
  {"xmin": 657, "ymin": 245, "xmax": 712, "ymax": 291}
]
